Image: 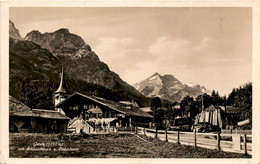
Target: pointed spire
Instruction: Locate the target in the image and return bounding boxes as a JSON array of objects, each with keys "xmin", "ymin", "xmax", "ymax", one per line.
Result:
[{"xmin": 55, "ymin": 65, "xmax": 68, "ymax": 93}]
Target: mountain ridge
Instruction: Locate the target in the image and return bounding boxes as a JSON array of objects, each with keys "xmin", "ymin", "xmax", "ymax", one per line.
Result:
[
  {"xmin": 9, "ymin": 20, "xmax": 147, "ymax": 109},
  {"xmin": 134, "ymin": 73, "xmax": 211, "ymax": 102},
  {"xmin": 9, "ymin": 20, "xmax": 22, "ymax": 40}
]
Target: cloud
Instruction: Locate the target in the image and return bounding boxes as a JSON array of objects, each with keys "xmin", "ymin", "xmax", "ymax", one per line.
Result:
[
  {"xmin": 148, "ymin": 36, "xmax": 190, "ymax": 55},
  {"xmin": 93, "ymin": 37, "xmax": 143, "ymax": 74},
  {"xmin": 193, "ymin": 37, "xmax": 215, "ymax": 50},
  {"xmin": 95, "ymin": 37, "xmax": 138, "ymax": 58}
]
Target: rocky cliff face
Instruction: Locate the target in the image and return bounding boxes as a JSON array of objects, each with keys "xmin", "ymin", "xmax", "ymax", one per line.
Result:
[
  {"xmin": 24, "ymin": 27, "xmax": 141, "ymax": 94},
  {"xmin": 134, "ymin": 73, "xmax": 211, "ymax": 102},
  {"xmin": 9, "ymin": 20, "xmax": 143, "ymax": 109},
  {"xmin": 25, "ymin": 28, "xmax": 86, "ymax": 57},
  {"xmin": 9, "ymin": 20, "xmax": 22, "ymax": 40}
]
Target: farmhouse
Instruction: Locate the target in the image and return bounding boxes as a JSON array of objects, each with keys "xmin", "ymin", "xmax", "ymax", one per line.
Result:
[
  {"xmin": 219, "ymin": 105, "xmax": 239, "ymax": 128},
  {"xmin": 55, "ymin": 92, "xmax": 153, "ymax": 128},
  {"xmin": 9, "ymin": 96, "xmax": 70, "ymax": 133},
  {"xmin": 54, "ymin": 67, "xmax": 153, "ymax": 132}
]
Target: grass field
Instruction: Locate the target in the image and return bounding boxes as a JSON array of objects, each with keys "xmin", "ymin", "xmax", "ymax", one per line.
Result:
[{"xmin": 9, "ymin": 133, "xmax": 251, "ymax": 158}]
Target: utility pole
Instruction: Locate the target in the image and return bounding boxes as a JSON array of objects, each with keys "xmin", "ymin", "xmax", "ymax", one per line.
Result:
[{"xmin": 202, "ymin": 94, "xmax": 204, "ymax": 111}]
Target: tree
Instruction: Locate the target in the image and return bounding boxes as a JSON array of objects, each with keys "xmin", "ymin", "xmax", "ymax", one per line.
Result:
[
  {"xmin": 19, "ymin": 80, "xmax": 53, "ymax": 109},
  {"xmin": 163, "ymin": 108, "xmax": 176, "ymax": 127},
  {"xmin": 180, "ymin": 96, "xmax": 196, "ymax": 118},
  {"xmin": 211, "ymin": 90, "xmax": 221, "ymax": 105},
  {"xmin": 194, "ymin": 93, "xmax": 213, "ymax": 113},
  {"xmin": 150, "ymin": 97, "xmax": 162, "ymax": 127},
  {"xmin": 227, "ymin": 83, "xmax": 252, "ymax": 121}
]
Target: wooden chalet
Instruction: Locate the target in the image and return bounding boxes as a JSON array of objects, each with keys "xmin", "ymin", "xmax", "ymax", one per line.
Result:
[
  {"xmin": 9, "ymin": 96, "xmax": 70, "ymax": 133},
  {"xmin": 55, "ymin": 92, "xmax": 153, "ymax": 127},
  {"xmin": 219, "ymin": 105, "xmax": 239, "ymax": 128}
]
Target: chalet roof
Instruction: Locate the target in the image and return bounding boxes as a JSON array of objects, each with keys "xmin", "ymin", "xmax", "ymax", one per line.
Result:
[
  {"xmin": 31, "ymin": 109, "xmax": 70, "ymax": 120},
  {"xmin": 55, "ymin": 92, "xmax": 153, "ymax": 118},
  {"xmin": 119, "ymin": 101, "xmax": 139, "ymax": 108},
  {"xmin": 9, "ymin": 95, "xmax": 33, "ymax": 116},
  {"xmin": 219, "ymin": 105, "xmax": 239, "ymax": 114},
  {"xmin": 204, "ymin": 105, "xmax": 219, "ymax": 112},
  {"xmin": 139, "ymin": 107, "xmax": 153, "ymax": 113},
  {"xmin": 9, "ymin": 96, "xmax": 69, "ymax": 120}
]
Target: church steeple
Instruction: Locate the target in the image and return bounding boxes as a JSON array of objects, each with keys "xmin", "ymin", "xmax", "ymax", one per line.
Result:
[
  {"xmin": 55, "ymin": 65, "xmax": 67, "ymax": 94},
  {"xmin": 54, "ymin": 65, "xmax": 68, "ymax": 106}
]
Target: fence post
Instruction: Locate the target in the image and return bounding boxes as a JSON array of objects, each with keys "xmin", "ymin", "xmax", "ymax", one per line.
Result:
[
  {"xmin": 135, "ymin": 126, "xmax": 137, "ymax": 134},
  {"xmin": 217, "ymin": 132, "xmax": 221, "ymax": 151},
  {"xmin": 165, "ymin": 129, "xmax": 168, "ymax": 142},
  {"xmin": 244, "ymin": 134, "xmax": 247, "ymax": 155},
  {"xmin": 177, "ymin": 131, "xmax": 180, "ymax": 144},
  {"xmin": 117, "ymin": 127, "xmax": 119, "ymax": 133},
  {"xmin": 194, "ymin": 130, "xmax": 197, "ymax": 148},
  {"xmin": 155, "ymin": 128, "xmax": 158, "ymax": 138},
  {"xmin": 144, "ymin": 127, "xmax": 146, "ymax": 136}
]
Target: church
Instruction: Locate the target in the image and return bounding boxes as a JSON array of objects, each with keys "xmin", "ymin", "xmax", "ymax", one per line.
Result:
[{"xmin": 54, "ymin": 67, "xmax": 153, "ymax": 133}]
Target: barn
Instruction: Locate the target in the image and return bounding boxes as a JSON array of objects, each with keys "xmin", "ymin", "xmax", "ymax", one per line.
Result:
[
  {"xmin": 9, "ymin": 96, "xmax": 70, "ymax": 133},
  {"xmin": 194, "ymin": 105, "xmax": 224, "ymax": 129}
]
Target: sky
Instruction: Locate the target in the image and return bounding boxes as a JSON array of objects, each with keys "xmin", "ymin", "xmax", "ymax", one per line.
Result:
[{"xmin": 10, "ymin": 7, "xmax": 252, "ymax": 96}]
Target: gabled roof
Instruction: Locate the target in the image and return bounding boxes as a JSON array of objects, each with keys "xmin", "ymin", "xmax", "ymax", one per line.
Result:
[
  {"xmin": 9, "ymin": 96, "xmax": 69, "ymax": 120},
  {"xmin": 55, "ymin": 92, "xmax": 153, "ymax": 118},
  {"xmin": 31, "ymin": 109, "xmax": 70, "ymax": 120},
  {"xmin": 9, "ymin": 95, "xmax": 32, "ymax": 116},
  {"xmin": 204, "ymin": 105, "xmax": 222, "ymax": 112}
]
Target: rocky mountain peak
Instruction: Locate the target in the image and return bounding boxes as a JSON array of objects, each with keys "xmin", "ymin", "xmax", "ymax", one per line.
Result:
[
  {"xmin": 54, "ymin": 28, "xmax": 70, "ymax": 34},
  {"xmin": 134, "ymin": 73, "xmax": 210, "ymax": 102},
  {"xmin": 9, "ymin": 20, "xmax": 22, "ymax": 40},
  {"xmin": 161, "ymin": 74, "xmax": 178, "ymax": 82},
  {"xmin": 25, "ymin": 28, "xmax": 86, "ymax": 57},
  {"xmin": 152, "ymin": 72, "xmax": 160, "ymax": 76}
]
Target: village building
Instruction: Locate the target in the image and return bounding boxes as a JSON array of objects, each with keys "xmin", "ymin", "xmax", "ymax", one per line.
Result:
[
  {"xmin": 194, "ymin": 105, "xmax": 224, "ymax": 130},
  {"xmin": 55, "ymin": 92, "xmax": 153, "ymax": 129},
  {"xmin": 9, "ymin": 96, "xmax": 70, "ymax": 133},
  {"xmin": 219, "ymin": 105, "xmax": 239, "ymax": 128},
  {"xmin": 54, "ymin": 67, "xmax": 153, "ymax": 133}
]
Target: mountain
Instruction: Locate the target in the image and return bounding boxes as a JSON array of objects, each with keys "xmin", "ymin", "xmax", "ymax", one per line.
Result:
[
  {"xmin": 24, "ymin": 27, "xmax": 141, "ymax": 94},
  {"xmin": 9, "ymin": 20, "xmax": 22, "ymax": 40},
  {"xmin": 9, "ymin": 20, "xmax": 147, "ymax": 109},
  {"xmin": 134, "ymin": 73, "xmax": 211, "ymax": 102},
  {"xmin": 25, "ymin": 28, "xmax": 85, "ymax": 57}
]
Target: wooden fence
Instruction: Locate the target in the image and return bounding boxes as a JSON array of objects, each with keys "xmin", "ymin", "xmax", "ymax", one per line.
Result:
[
  {"xmin": 136, "ymin": 127, "xmax": 252, "ymax": 155},
  {"xmin": 221, "ymin": 129, "xmax": 252, "ymax": 135}
]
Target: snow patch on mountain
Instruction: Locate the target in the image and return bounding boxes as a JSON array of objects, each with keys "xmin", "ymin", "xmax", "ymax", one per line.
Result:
[{"xmin": 134, "ymin": 73, "xmax": 211, "ymax": 102}]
